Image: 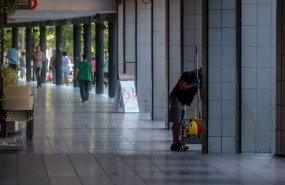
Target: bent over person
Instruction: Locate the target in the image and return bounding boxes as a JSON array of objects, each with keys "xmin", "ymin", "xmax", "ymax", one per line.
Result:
[{"xmin": 169, "ymin": 68, "xmax": 202, "ymax": 151}]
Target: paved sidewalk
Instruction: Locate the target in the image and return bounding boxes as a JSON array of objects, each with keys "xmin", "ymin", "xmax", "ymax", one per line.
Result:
[{"xmin": 0, "ymin": 82, "xmax": 284, "ymax": 185}]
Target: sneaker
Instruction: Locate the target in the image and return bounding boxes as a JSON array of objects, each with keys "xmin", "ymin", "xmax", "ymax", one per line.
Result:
[
  {"xmin": 170, "ymin": 143, "xmax": 181, "ymax": 151},
  {"xmin": 182, "ymin": 145, "xmax": 189, "ymax": 151},
  {"xmin": 170, "ymin": 143, "xmax": 189, "ymax": 151},
  {"xmin": 179, "ymin": 142, "xmax": 189, "ymax": 151}
]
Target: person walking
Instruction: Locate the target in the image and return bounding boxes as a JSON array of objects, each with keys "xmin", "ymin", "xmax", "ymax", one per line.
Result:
[
  {"xmin": 169, "ymin": 68, "xmax": 202, "ymax": 151},
  {"xmin": 19, "ymin": 51, "xmax": 26, "ymax": 79},
  {"xmin": 49, "ymin": 52, "xmax": 56, "ymax": 84},
  {"xmin": 6, "ymin": 47, "xmax": 18, "ymax": 70},
  {"xmin": 74, "ymin": 53, "xmax": 94, "ymax": 103},
  {"xmin": 91, "ymin": 57, "xmax": 96, "ymax": 85},
  {"xmin": 103, "ymin": 56, "xmax": 109, "ymax": 87},
  {"xmin": 62, "ymin": 51, "xmax": 70, "ymax": 86},
  {"xmin": 32, "ymin": 46, "xmax": 45, "ymax": 88}
]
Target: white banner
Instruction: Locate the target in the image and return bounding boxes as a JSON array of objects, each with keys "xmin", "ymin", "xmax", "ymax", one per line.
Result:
[{"xmin": 120, "ymin": 80, "xmax": 139, "ymax": 112}]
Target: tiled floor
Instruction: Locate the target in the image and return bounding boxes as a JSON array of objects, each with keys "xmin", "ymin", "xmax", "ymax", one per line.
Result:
[{"xmin": 0, "ymin": 81, "xmax": 285, "ymax": 185}]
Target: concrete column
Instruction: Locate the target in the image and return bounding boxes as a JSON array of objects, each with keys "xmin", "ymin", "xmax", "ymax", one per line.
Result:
[
  {"xmin": 276, "ymin": 0, "xmax": 283, "ymax": 155},
  {"xmin": 152, "ymin": 0, "xmax": 167, "ymax": 120},
  {"xmin": 241, "ymin": 0, "xmax": 276, "ymax": 153},
  {"xmin": 0, "ymin": 27, "xmax": 4, "ymax": 98},
  {"xmin": 166, "ymin": 0, "xmax": 182, "ymax": 128},
  {"xmin": 56, "ymin": 26, "xmax": 62, "ymax": 85},
  {"xmin": 183, "ymin": 0, "xmax": 203, "ymax": 119},
  {"xmin": 40, "ymin": 26, "xmax": 47, "ymax": 83},
  {"xmin": 108, "ymin": 21, "xmax": 118, "ymax": 98},
  {"xmin": 26, "ymin": 27, "xmax": 32, "ymax": 82},
  {"xmin": 124, "ymin": 0, "xmax": 136, "ymax": 75},
  {"xmin": 137, "ymin": 1, "xmax": 152, "ymax": 113},
  {"xmin": 84, "ymin": 23, "xmax": 92, "ymax": 63},
  {"xmin": 118, "ymin": 2, "xmax": 124, "ymax": 74},
  {"xmin": 73, "ymin": 24, "xmax": 81, "ymax": 87},
  {"xmin": 206, "ymin": 0, "xmax": 237, "ymax": 154},
  {"xmin": 96, "ymin": 22, "xmax": 104, "ymax": 94},
  {"xmin": 12, "ymin": 27, "xmax": 18, "ymax": 50}
]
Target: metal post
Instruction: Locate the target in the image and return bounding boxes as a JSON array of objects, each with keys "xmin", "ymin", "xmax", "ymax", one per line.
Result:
[
  {"xmin": 21, "ymin": 28, "xmax": 25, "ymax": 51},
  {"xmin": 0, "ymin": 1, "xmax": 4, "ymax": 99},
  {"xmin": 96, "ymin": 22, "xmax": 105, "ymax": 94},
  {"xmin": 12, "ymin": 27, "xmax": 18, "ymax": 50},
  {"xmin": 56, "ymin": 26, "xmax": 62, "ymax": 85},
  {"xmin": 40, "ymin": 26, "xmax": 47, "ymax": 83},
  {"xmin": 84, "ymin": 23, "xmax": 92, "ymax": 63},
  {"xmin": 26, "ymin": 27, "xmax": 32, "ymax": 82},
  {"xmin": 108, "ymin": 21, "xmax": 118, "ymax": 98},
  {"xmin": 73, "ymin": 24, "xmax": 81, "ymax": 87}
]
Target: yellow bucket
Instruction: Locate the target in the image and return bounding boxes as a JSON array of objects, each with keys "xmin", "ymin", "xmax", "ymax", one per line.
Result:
[{"xmin": 188, "ymin": 120, "xmax": 198, "ymax": 138}]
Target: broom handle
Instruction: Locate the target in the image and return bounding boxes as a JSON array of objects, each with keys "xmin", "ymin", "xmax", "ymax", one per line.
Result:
[{"xmin": 196, "ymin": 46, "xmax": 201, "ymax": 117}]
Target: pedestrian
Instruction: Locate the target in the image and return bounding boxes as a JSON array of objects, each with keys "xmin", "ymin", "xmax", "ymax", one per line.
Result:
[
  {"xmin": 19, "ymin": 51, "xmax": 26, "ymax": 79},
  {"xmin": 62, "ymin": 51, "xmax": 70, "ymax": 86},
  {"xmin": 169, "ymin": 68, "xmax": 202, "ymax": 151},
  {"xmin": 74, "ymin": 53, "xmax": 94, "ymax": 103},
  {"xmin": 91, "ymin": 57, "xmax": 96, "ymax": 85},
  {"xmin": 103, "ymin": 56, "xmax": 109, "ymax": 87},
  {"xmin": 32, "ymin": 46, "xmax": 45, "ymax": 88},
  {"xmin": 6, "ymin": 47, "xmax": 18, "ymax": 70},
  {"xmin": 50, "ymin": 52, "xmax": 56, "ymax": 84}
]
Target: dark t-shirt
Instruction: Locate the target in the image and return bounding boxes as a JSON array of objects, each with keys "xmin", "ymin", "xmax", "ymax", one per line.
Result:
[
  {"xmin": 50, "ymin": 56, "xmax": 56, "ymax": 69},
  {"xmin": 170, "ymin": 70, "xmax": 198, "ymax": 106}
]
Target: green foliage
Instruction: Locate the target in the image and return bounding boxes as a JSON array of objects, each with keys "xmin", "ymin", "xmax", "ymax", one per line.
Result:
[
  {"xmin": 3, "ymin": 67, "xmax": 18, "ymax": 87},
  {"xmin": 3, "ymin": 23, "xmax": 110, "ymax": 59},
  {"xmin": 46, "ymin": 26, "xmax": 55, "ymax": 48},
  {"xmin": 63, "ymin": 25, "xmax": 73, "ymax": 56},
  {"xmin": 7, "ymin": 0, "xmax": 17, "ymax": 15},
  {"xmin": 3, "ymin": 28, "xmax": 12, "ymax": 51}
]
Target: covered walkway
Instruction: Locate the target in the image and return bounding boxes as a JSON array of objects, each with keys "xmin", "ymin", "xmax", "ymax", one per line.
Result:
[{"xmin": 0, "ymin": 83, "xmax": 284, "ymax": 185}]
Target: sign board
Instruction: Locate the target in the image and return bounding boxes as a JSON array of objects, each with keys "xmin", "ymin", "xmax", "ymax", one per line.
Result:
[
  {"xmin": 113, "ymin": 74, "xmax": 139, "ymax": 113},
  {"xmin": 17, "ymin": 0, "xmax": 37, "ymax": 10},
  {"xmin": 17, "ymin": 0, "xmax": 32, "ymax": 10}
]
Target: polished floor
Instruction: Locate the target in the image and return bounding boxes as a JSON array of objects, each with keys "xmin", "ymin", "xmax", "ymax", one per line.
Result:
[{"xmin": 0, "ymin": 81, "xmax": 284, "ymax": 185}]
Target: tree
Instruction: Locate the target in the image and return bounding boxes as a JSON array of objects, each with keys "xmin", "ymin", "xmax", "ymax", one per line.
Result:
[{"xmin": 2, "ymin": 22, "xmax": 110, "ymax": 58}]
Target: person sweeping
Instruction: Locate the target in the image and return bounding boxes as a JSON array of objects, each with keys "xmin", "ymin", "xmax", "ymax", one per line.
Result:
[{"xmin": 169, "ymin": 68, "xmax": 202, "ymax": 151}]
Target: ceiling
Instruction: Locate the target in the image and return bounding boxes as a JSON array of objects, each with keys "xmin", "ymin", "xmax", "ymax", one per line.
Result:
[{"xmin": 8, "ymin": 0, "xmax": 117, "ymax": 24}]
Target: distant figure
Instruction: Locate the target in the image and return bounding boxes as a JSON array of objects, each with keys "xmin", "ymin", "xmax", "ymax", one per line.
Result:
[
  {"xmin": 32, "ymin": 46, "xmax": 45, "ymax": 88},
  {"xmin": 62, "ymin": 51, "xmax": 70, "ymax": 86},
  {"xmin": 19, "ymin": 51, "xmax": 26, "ymax": 79},
  {"xmin": 91, "ymin": 57, "xmax": 96, "ymax": 85},
  {"xmin": 75, "ymin": 53, "xmax": 94, "ymax": 103},
  {"xmin": 7, "ymin": 47, "xmax": 18, "ymax": 70},
  {"xmin": 103, "ymin": 56, "xmax": 109, "ymax": 87},
  {"xmin": 49, "ymin": 52, "xmax": 56, "ymax": 84}
]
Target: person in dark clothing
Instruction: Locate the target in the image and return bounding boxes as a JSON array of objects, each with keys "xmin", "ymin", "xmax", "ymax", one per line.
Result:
[
  {"xmin": 50, "ymin": 52, "xmax": 56, "ymax": 84},
  {"xmin": 169, "ymin": 68, "xmax": 202, "ymax": 151}
]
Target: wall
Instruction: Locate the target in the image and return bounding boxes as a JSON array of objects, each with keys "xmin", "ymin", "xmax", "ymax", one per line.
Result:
[
  {"xmin": 118, "ymin": 2, "xmax": 124, "ymax": 74},
  {"xmin": 207, "ymin": 0, "xmax": 237, "ymax": 153},
  {"xmin": 125, "ymin": 0, "xmax": 136, "ymax": 74},
  {"xmin": 117, "ymin": 0, "xmax": 166, "ymax": 117},
  {"xmin": 137, "ymin": 1, "xmax": 152, "ymax": 112},
  {"xmin": 152, "ymin": 0, "xmax": 167, "ymax": 120},
  {"xmin": 241, "ymin": 0, "xmax": 276, "ymax": 153},
  {"xmin": 183, "ymin": 0, "xmax": 203, "ymax": 119}
]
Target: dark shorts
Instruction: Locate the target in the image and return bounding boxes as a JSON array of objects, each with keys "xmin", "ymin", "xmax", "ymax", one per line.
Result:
[
  {"xmin": 169, "ymin": 95, "xmax": 185, "ymax": 124},
  {"xmin": 104, "ymin": 73, "xmax": 109, "ymax": 78}
]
